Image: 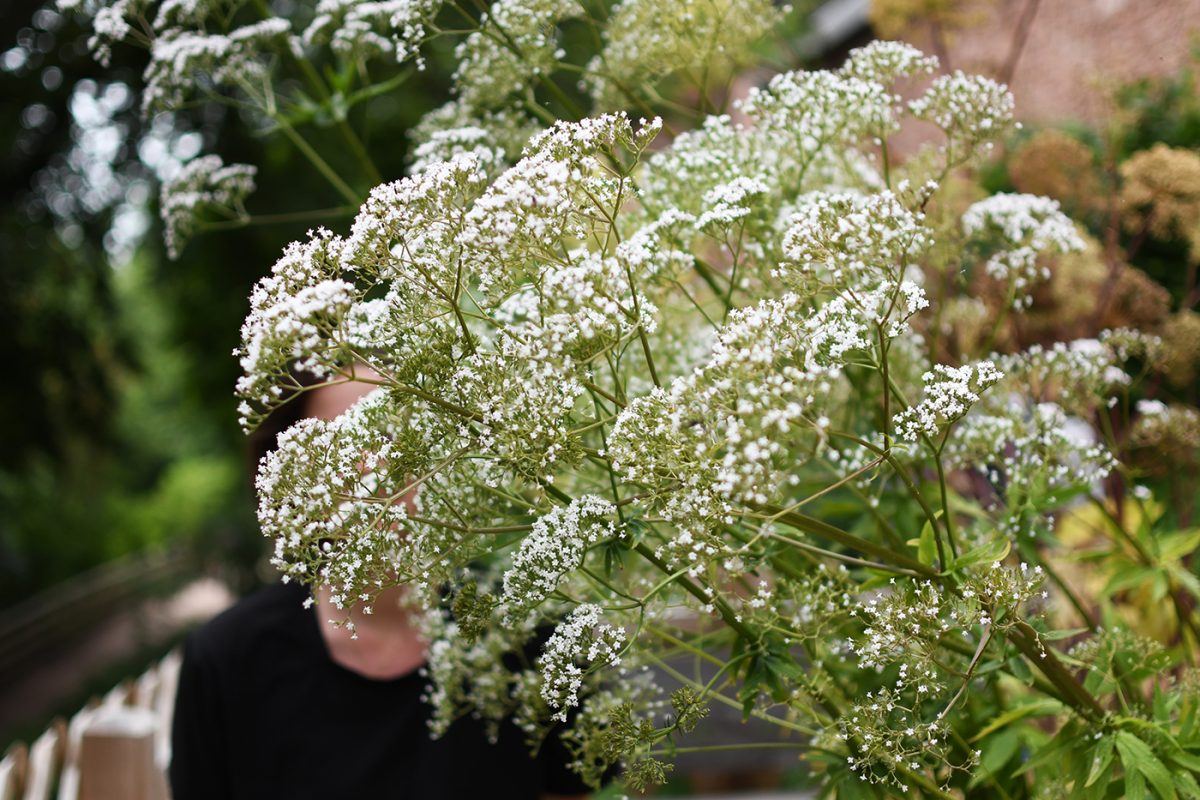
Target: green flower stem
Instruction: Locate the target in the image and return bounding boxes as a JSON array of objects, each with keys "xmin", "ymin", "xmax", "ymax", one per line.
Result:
[
  {"xmin": 878, "ymin": 326, "xmax": 892, "ymax": 448},
  {"xmin": 1005, "ymin": 621, "xmax": 1106, "ymax": 721},
  {"xmin": 932, "ymin": 438, "xmax": 960, "ymax": 559},
  {"xmin": 1015, "ymin": 539, "xmax": 1097, "ymax": 631},
  {"xmin": 272, "ymin": 114, "xmax": 363, "ymax": 205},
  {"xmin": 766, "ymin": 453, "xmax": 887, "ymax": 516},
  {"xmin": 937, "ymin": 623, "xmax": 991, "ymax": 720},
  {"xmin": 692, "ymin": 256, "xmax": 734, "ymax": 312},
  {"xmin": 759, "ymin": 504, "xmax": 938, "ymax": 578},
  {"xmin": 766, "ymin": 529, "xmax": 926, "ymax": 577},
  {"xmin": 251, "ymin": 0, "xmax": 381, "ymax": 189},
  {"xmin": 649, "ymin": 741, "xmax": 808, "ymax": 755},
  {"xmin": 643, "ymin": 648, "xmax": 823, "ymax": 736},
  {"xmin": 407, "ymin": 516, "xmax": 533, "ymax": 535},
  {"xmin": 536, "ymin": 74, "xmax": 585, "ymax": 120},
  {"xmin": 198, "ymin": 204, "xmax": 358, "ymax": 231},
  {"xmin": 832, "ymin": 433, "xmax": 941, "ymax": 529},
  {"xmin": 633, "ymin": 542, "xmax": 754, "ymax": 641},
  {"xmin": 765, "ymin": 498, "xmax": 1105, "ymax": 721},
  {"xmin": 350, "ymin": 373, "xmax": 483, "ymax": 422},
  {"xmin": 582, "ymin": 379, "xmax": 625, "ymax": 409}
]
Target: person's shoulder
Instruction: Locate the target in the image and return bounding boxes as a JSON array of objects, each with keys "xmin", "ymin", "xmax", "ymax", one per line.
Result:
[{"xmin": 186, "ymin": 581, "xmax": 312, "ymax": 663}]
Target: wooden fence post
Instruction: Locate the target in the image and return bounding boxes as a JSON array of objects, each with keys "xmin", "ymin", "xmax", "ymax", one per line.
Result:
[{"xmin": 76, "ymin": 707, "xmax": 166, "ymax": 800}]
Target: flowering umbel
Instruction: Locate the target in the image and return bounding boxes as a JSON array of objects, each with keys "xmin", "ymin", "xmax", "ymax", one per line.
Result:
[{"xmin": 60, "ymin": 0, "xmax": 1200, "ymax": 792}]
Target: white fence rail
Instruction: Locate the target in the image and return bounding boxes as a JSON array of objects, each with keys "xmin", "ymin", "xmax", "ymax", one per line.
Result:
[{"xmin": 0, "ymin": 651, "xmax": 180, "ymax": 800}]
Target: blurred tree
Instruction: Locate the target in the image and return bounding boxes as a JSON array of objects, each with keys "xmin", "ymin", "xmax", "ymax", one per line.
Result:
[{"xmin": 0, "ymin": 0, "xmax": 460, "ymax": 606}]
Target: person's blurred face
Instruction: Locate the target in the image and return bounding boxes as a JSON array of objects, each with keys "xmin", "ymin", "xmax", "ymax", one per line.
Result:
[
  {"xmin": 304, "ymin": 378, "xmax": 378, "ymax": 421},
  {"xmin": 302, "ymin": 374, "xmax": 419, "ymax": 522}
]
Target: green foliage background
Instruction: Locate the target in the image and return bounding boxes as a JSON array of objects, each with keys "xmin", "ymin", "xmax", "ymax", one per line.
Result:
[{"xmin": 0, "ymin": 0, "xmax": 454, "ymax": 606}]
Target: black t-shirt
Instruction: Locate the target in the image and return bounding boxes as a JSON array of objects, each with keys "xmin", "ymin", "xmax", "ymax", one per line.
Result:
[{"xmin": 169, "ymin": 582, "xmax": 588, "ymax": 799}]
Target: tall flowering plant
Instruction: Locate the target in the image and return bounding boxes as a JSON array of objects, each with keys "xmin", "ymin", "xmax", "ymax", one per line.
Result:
[{"xmin": 63, "ymin": 0, "xmax": 1200, "ymax": 795}]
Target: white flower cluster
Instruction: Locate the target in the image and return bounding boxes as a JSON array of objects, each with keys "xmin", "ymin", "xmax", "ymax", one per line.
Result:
[
  {"xmin": 949, "ymin": 401, "xmax": 1116, "ymax": 536},
  {"xmin": 609, "ymin": 277, "xmax": 924, "ymax": 565},
  {"xmin": 962, "ymin": 193, "xmax": 1084, "ymax": 308},
  {"xmin": 839, "ymin": 39, "xmax": 939, "ymax": 86},
  {"xmin": 908, "ymin": 71, "xmax": 1015, "ymax": 161},
  {"xmin": 1131, "ymin": 399, "xmax": 1200, "ymax": 455},
  {"xmin": 781, "ymin": 190, "xmax": 931, "ymax": 289},
  {"xmin": 409, "ymin": 102, "xmax": 539, "ymax": 177},
  {"xmin": 587, "ymin": 0, "xmax": 782, "ymax": 107},
  {"xmin": 63, "ymin": 0, "xmax": 443, "ymax": 98},
  {"xmin": 461, "ymin": 113, "xmax": 662, "ymax": 296},
  {"xmin": 851, "ymin": 579, "xmax": 966, "ymax": 678},
  {"xmin": 614, "ymin": 208, "xmax": 697, "ymax": 284},
  {"xmin": 256, "ymin": 390, "xmax": 412, "ymax": 609},
  {"xmin": 57, "ymin": 0, "xmax": 137, "ymax": 66},
  {"xmin": 894, "ymin": 361, "xmax": 1004, "ymax": 442},
  {"xmin": 452, "ymin": 0, "xmax": 581, "ymax": 109},
  {"xmin": 540, "ymin": 604, "xmax": 627, "ymax": 721},
  {"xmin": 498, "ymin": 248, "xmax": 659, "ymax": 361},
  {"xmin": 994, "ymin": 336, "xmax": 1135, "ymax": 415},
  {"xmin": 409, "ymin": 127, "xmax": 508, "ymax": 178},
  {"xmin": 959, "ymin": 561, "xmax": 1047, "ymax": 612},
  {"xmin": 740, "ymin": 61, "xmax": 903, "ymax": 149},
  {"xmin": 501, "ymin": 496, "xmax": 620, "ymax": 624},
  {"xmin": 236, "ymin": 152, "xmax": 490, "ymax": 428},
  {"xmin": 421, "ymin": 606, "xmax": 541, "ymax": 737},
  {"xmin": 142, "ymin": 18, "xmax": 293, "ymax": 113},
  {"xmin": 451, "ymin": 335, "xmax": 588, "ymax": 480},
  {"xmin": 839, "ymin": 690, "xmax": 959, "ymax": 792},
  {"xmin": 160, "ymin": 155, "xmax": 257, "ymax": 259},
  {"xmin": 642, "ymin": 115, "xmax": 756, "ymax": 217},
  {"xmin": 235, "ymin": 229, "xmax": 357, "ymax": 430},
  {"xmin": 696, "ymin": 176, "xmax": 771, "ymax": 233},
  {"xmin": 640, "ymin": 41, "xmax": 948, "ymax": 228},
  {"xmin": 302, "ymin": 0, "xmax": 441, "ymax": 67}
]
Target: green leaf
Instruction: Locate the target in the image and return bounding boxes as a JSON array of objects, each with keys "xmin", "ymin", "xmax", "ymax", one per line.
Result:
[
  {"xmin": 1153, "ymin": 571, "xmax": 1171, "ymax": 602},
  {"xmin": 1012, "ymin": 721, "xmax": 1078, "ymax": 777},
  {"xmin": 1167, "ymin": 749, "xmax": 1200, "ymax": 773},
  {"xmin": 1117, "ymin": 731, "xmax": 1177, "ymax": 800},
  {"xmin": 1102, "ymin": 565, "xmax": 1155, "ymax": 598},
  {"xmin": 948, "ymin": 536, "xmax": 1011, "ymax": 573},
  {"xmin": 1171, "ymin": 565, "xmax": 1200, "ymax": 601},
  {"xmin": 914, "ymin": 514, "xmax": 940, "ymax": 567},
  {"xmin": 1085, "ymin": 735, "xmax": 1115, "ymax": 788},
  {"xmin": 1126, "ymin": 767, "xmax": 1148, "ymax": 800},
  {"xmin": 1007, "ymin": 653, "xmax": 1034, "ymax": 684},
  {"xmin": 969, "ymin": 728, "xmax": 1021, "ymax": 789},
  {"xmin": 1041, "ymin": 627, "xmax": 1090, "ymax": 641},
  {"xmin": 973, "ymin": 699, "xmax": 1064, "ymax": 741},
  {"xmin": 1160, "ymin": 529, "xmax": 1200, "ymax": 561},
  {"xmin": 1175, "ymin": 768, "xmax": 1200, "ymax": 799}
]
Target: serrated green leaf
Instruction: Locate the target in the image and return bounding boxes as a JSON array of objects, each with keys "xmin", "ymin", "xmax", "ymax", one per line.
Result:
[
  {"xmin": 1175, "ymin": 768, "xmax": 1200, "ymax": 799},
  {"xmin": 972, "ymin": 699, "xmax": 1064, "ymax": 742},
  {"xmin": 1160, "ymin": 529, "xmax": 1200, "ymax": 561},
  {"xmin": 1169, "ymin": 749, "xmax": 1200, "ymax": 773},
  {"xmin": 1172, "ymin": 566, "xmax": 1200, "ymax": 601},
  {"xmin": 1085, "ymin": 735, "xmax": 1115, "ymax": 788},
  {"xmin": 1117, "ymin": 731, "xmax": 1177, "ymax": 800},
  {"xmin": 949, "ymin": 536, "xmax": 1011, "ymax": 573}
]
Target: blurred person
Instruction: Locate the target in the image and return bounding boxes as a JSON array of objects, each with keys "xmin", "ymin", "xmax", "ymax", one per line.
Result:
[{"xmin": 169, "ymin": 377, "xmax": 589, "ymax": 800}]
